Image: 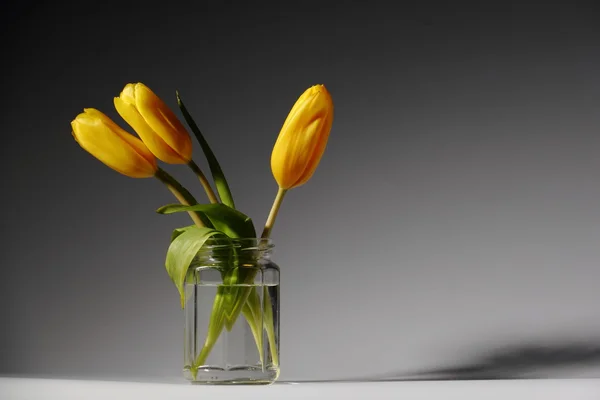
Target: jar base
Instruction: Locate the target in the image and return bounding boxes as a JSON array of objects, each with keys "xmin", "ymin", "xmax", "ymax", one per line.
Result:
[{"xmin": 184, "ymin": 365, "xmax": 280, "ymax": 385}]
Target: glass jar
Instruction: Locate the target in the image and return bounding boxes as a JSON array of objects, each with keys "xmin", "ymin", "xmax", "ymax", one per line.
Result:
[{"xmin": 183, "ymin": 238, "xmax": 280, "ymax": 384}]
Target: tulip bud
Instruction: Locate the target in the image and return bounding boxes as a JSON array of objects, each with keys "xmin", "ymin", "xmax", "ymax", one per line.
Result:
[
  {"xmin": 71, "ymin": 108, "xmax": 158, "ymax": 178},
  {"xmin": 114, "ymin": 83, "xmax": 193, "ymax": 164},
  {"xmin": 270, "ymin": 84, "xmax": 334, "ymax": 190}
]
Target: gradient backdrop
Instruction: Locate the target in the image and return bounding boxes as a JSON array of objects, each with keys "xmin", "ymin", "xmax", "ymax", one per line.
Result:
[{"xmin": 2, "ymin": 1, "xmax": 600, "ymax": 382}]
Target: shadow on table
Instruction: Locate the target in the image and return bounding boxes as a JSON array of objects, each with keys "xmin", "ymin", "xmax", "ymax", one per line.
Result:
[
  {"xmin": 282, "ymin": 339, "xmax": 600, "ymax": 383},
  {"xmin": 383, "ymin": 340, "xmax": 600, "ymax": 381}
]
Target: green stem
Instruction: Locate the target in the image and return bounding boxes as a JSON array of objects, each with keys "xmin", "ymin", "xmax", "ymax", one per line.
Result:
[
  {"xmin": 242, "ymin": 302, "xmax": 264, "ymax": 365},
  {"xmin": 261, "ymin": 187, "xmax": 287, "ymax": 239},
  {"xmin": 188, "ymin": 160, "xmax": 219, "ymax": 204},
  {"xmin": 154, "ymin": 168, "xmax": 210, "ymax": 228},
  {"xmin": 193, "ymin": 286, "xmax": 227, "ymax": 369},
  {"xmin": 263, "ymin": 286, "xmax": 279, "ymax": 366},
  {"xmin": 223, "ymin": 271, "xmax": 254, "ymax": 331}
]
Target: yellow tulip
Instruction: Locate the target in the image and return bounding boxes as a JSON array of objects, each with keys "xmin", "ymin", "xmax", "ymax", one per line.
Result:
[
  {"xmin": 270, "ymin": 84, "xmax": 334, "ymax": 190},
  {"xmin": 260, "ymin": 85, "xmax": 334, "ymax": 239},
  {"xmin": 71, "ymin": 108, "xmax": 158, "ymax": 178},
  {"xmin": 114, "ymin": 83, "xmax": 192, "ymax": 164}
]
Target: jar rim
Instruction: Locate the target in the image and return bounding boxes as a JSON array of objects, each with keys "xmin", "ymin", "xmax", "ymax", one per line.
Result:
[{"xmin": 199, "ymin": 237, "xmax": 274, "ymax": 251}]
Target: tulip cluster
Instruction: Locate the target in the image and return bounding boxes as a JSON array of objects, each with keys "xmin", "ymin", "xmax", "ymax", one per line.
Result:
[{"xmin": 71, "ymin": 82, "xmax": 334, "ymax": 375}]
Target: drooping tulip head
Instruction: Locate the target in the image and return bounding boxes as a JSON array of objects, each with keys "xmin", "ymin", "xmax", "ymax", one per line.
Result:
[
  {"xmin": 114, "ymin": 83, "xmax": 193, "ymax": 164},
  {"xmin": 71, "ymin": 108, "xmax": 158, "ymax": 178}
]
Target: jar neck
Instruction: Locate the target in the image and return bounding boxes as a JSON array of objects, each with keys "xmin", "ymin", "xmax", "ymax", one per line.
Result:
[{"xmin": 192, "ymin": 238, "xmax": 274, "ymax": 266}]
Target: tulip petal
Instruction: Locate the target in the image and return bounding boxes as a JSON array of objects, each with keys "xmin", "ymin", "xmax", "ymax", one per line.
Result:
[
  {"xmin": 279, "ymin": 86, "xmax": 321, "ymax": 136},
  {"xmin": 133, "ymin": 83, "xmax": 192, "ymax": 163},
  {"xmin": 271, "ymin": 85, "xmax": 334, "ymax": 189},
  {"xmin": 119, "ymin": 83, "xmax": 137, "ymax": 105},
  {"xmin": 114, "ymin": 97, "xmax": 186, "ymax": 164},
  {"xmin": 82, "ymin": 108, "xmax": 156, "ymax": 167},
  {"xmin": 272, "ymin": 117, "xmax": 323, "ymax": 189},
  {"xmin": 72, "ymin": 109, "xmax": 157, "ymax": 178},
  {"xmin": 292, "ymin": 110, "xmax": 333, "ymax": 188}
]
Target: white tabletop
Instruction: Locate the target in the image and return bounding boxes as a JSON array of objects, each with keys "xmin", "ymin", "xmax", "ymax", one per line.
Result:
[{"xmin": 1, "ymin": 377, "xmax": 599, "ymax": 400}]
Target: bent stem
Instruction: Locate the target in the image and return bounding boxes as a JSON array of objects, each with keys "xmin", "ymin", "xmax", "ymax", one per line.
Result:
[
  {"xmin": 191, "ymin": 286, "xmax": 227, "ymax": 378},
  {"xmin": 191, "ymin": 273, "xmax": 276, "ymax": 375},
  {"xmin": 223, "ymin": 270, "xmax": 255, "ymax": 331},
  {"xmin": 191, "ymin": 262, "xmax": 243, "ymax": 374},
  {"xmin": 154, "ymin": 168, "xmax": 209, "ymax": 228},
  {"xmin": 188, "ymin": 160, "xmax": 219, "ymax": 204}
]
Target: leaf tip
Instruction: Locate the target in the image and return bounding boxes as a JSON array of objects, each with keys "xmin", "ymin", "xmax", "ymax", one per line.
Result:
[
  {"xmin": 176, "ymin": 91, "xmax": 185, "ymax": 107},
  {"xmin": 178, "ymin": 285, "xmax": 186, "ymax": 308},
  {"xmin": 156, "ymin": 203, "xmax": 181, "ymax": 214}
]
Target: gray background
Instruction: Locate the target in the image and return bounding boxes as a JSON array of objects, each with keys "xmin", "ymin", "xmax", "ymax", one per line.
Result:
[{"xmin": 1, "ymin": 1, "xmax": 600, "ymax": 382}]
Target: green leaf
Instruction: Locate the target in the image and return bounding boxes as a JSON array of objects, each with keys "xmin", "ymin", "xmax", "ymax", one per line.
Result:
[
  {"xmin": 165, "ymin": 226, "xmax": 225, "ymax": 307},
  {"xmin": 157, "ymin": 203, "xmax": 256, "ymax": 238},
  {"xmin": 177, "ymin": 91, "xmax": 236, "ymax": 209},
  {"xmin": 170, "ymin": 225, "xmax": 196, "ymax": 242}
]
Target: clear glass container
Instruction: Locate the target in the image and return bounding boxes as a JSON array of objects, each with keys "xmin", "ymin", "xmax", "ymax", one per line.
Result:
[{"xmin": 183, "ymin": 238, "xmax": 280, "ymax": 384}]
